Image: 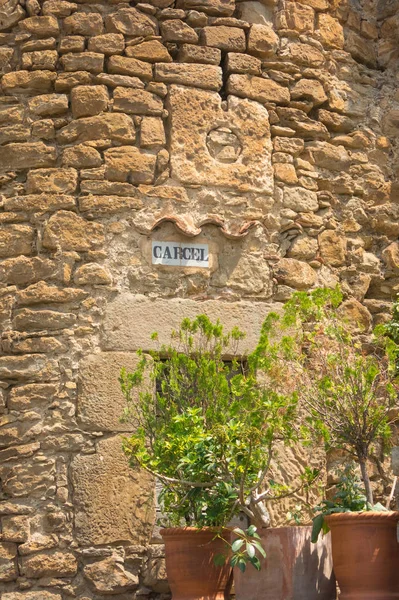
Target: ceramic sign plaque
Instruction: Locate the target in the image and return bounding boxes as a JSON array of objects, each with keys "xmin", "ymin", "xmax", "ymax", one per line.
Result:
[{"xmin": 152, "ymin": 241, "xmax": 209, "ymax": 268}]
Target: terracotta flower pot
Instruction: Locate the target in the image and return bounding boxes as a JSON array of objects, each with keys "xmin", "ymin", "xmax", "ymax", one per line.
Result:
[
  {"xmin": 234, "ymin": 526, "xmax": 336, "ymax": 600},
  {"xmin": 160, "ymin": 527, "xmax": 232, "ymax": 600},
  {"xmin": 325, "ymin": 511, "xmax": 399, "ymax": 600}
]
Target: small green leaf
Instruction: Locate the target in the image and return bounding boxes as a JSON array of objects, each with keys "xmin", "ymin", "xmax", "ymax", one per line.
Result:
[
  {"xmin": 214, "ymin": 553, "xmax": 226, "ymax": 566},
  {"xmin": 238, "ymin": 558, "xmax": 247, "ymax": 573},
  {"xmin": 311, "ymin": 514, "xmax": 324, "ymax": 543},
  {"xmin": 246, "ymin": 542, "xmax": 255, "ymax": 558},
  {"xmin": 232, "ymin": 539, "xmax": 244, "ymax": 552},
  {"xmin": 252, "ymin": 540, "xmax": 266, "ymax": 558},
  {"xmin": 247, "ymin": 525, "xmax": 257, "ymax": 536},
  {"xmin": 249, "ymin": 556, "xmax": 261, "ymax": 571}
]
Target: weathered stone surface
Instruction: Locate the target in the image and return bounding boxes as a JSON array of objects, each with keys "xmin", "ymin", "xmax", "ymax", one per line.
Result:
[
  {"xmin": 1, "ymin": 515, "xmax": 30, "ymax": 543},
  {"xmin": 337, "ymin": 299, "xmax": 372, "ymax": 333},
  {"xmin": 108, "ymin": 55, "xmax": 153, "ymax": 79},
  {"xmin": 237, "ymin": 1, "xmax": 273, "ymax": 25},
  {"xmin": 161, "ymin": 19, "xmax": 198, "ymax": 43},
  {"xmin": 227, "ymin": 74, "xmax": 289, "ymax": 104},
  {"xmin": 84, "ymin": 556, "xmax": 139, "ymax": 594},
  {"xmin": 20, "ymin": 15, "xmax": 59, "ymax": 36},
  {"xmin": 59, "ymin": 36, "xmax": 86, "ymax": 54},
  {"xmin": 283, "ymin": 186, "xmax": 318, "ymax": 211},
  {"xmin": 4, "ymin": 194, "xmax": 76, "ymax": 212},
  {"xmin": 382, "ymin": 242, "xmax": 399, "ymax": 272},
  {"xmin": 79, "ymin": 195, "xmax": 143, "ymax": 214},
  {"xmin": 201, "ymin": 26, "xmax": 246, "ymax": 51},
  {"xmin": 288, "ymin": 235, "xmax": 318, "ymax": 260},
  {"xmin": 0, "ymin": 256, "xmax": 58, "ymax": 286},
  {"xmin": 16, "ymin": 281, "xmax": 87, "ymax": 305},
  {"xmin": 55, "ymin": 71, "xmax": 93, "ymax": 91},
  {"xmin": 57, "ymin": 113, "xmax": 135, "ymax": 144},
  {"xmin": 0, "ymin": 142, "xmax": 56, "ymax": 170},
  {"xmin": 28, "ymin": 93, "xmax": 68, "ymax": 116},
  {"xmin": 179, "ymin": 43, "xmax": 221, "ymax": 64},
  {"xmin": 274, "ymin": 258, "xmax": 316, "ymax": 289},
  {"xmin": 78, "ymin": 352, "xmax": 141, "ymax": 431},
  {"xmin": 2, "ymin": 593, "xmax": 61, "ymax": 600},
  {"xmin": 43, "ymin": 211, "xmax": 104, "ymax": 251},
  {"xmin": 247, "ymin": 23, "xmax": 278, "ymax": 57},
  {"xmin": 113, "ymin": 87, "xmax": 163, "ymax": 115},
  {"xmin": 0, "ymin": 355, "xmax": 57, "ymax": 381},
  {"xmin": 154, "ymin": 63, "xmax": 222, "ymax": 90},
  {"xmin": 60, "ymin": 52, "xmax": 104, "ymax": 74},
  {"xmin": 95, "ymin": 73, "xmax": 144, "ymax": 89},
  {"xmin": 141, "ymin": 117, "xmax": 165, "ymax": 148},
  {"xmin": 291, "ymin": 79, "xmax": 327, "ymax": 106},
  {"xmin": 62, "ymin": 144, "xmax": 102, "ymax": 168},
  {"xmin": 27, "ymin": 168, "xmax": 78, "ymax": 194},
  {"xmin": 316, "ymin": 13, "xmax": 344, "ymax": 48},
  {"xmin": 73, "ymin": 263, "xmax": 112, "ymax": 285},
  {"xmin": 71, "ymin": 435, "xmax": 154, "ymax": 545},
  {"xmin": 21, "ymin": 49, "xmax": 58, "ymax": 71},
  {"xmin": 102, "ymin": 294, "xmax": 280, "ymax": 353},
  {"xmin": 0, "ymin": 225, "xmax": 34, "ymax": 258},
  {"xmin": 71, "ymin": 84, "xmax": 109, "ymax": 118},
  {"xmin": 0, "ymin": 542, "xmax": 17, "ymax": 582},
  {"xmin": 276, "ymin": 1, "xmax": 314, "ymax": 33},
  {"xmin": 64, "ymin": 12, "xmax": 104, "ymax": 36},
  {"xmin": 126, "ymin": 40, "xmax": 172, "ymax": 63},
  {"xmin": 104, "ymin": 146, "xmax": 156, "ymax": 184},
  {"xmin": 176, "ymin": 0, "xmax": 235, "ymax": 16},
  {"xmin": 13, "ymin": 308, "xmax": 76, "ymax": 331},
  {"xmin": 169, "ymin": 85, "xmax": 273, "ymax": 192},
  {"xmin": 88, "ymin": 33, "xmax": 125, "ymax": 55},
  {"xmin": 105, "ymin": 8, "xmax": 158, "ymax": 36},
  {"xmin": 20, "ymin": 551, "xmax": 77, "ymax": 578},
  {"xmin": 8, "ymin": 383, "xmax": 58, "ymax": 411},
  {"xmin": 2, "ymin": 70, "xmax": 56, "ymax": 94},
  {"xmin": 318, "ymin": 230, "xmax": 347, "ymax": 267}
]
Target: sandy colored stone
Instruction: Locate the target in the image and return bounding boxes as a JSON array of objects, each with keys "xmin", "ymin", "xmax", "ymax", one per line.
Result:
[
  {"xmin": 290, "ymin": 78, "xmax": 327, "ymax": 106},
  {"xmin": 104, "ymin": 146, "xmax": 156, "ymax": 183},
  {"xmin": 337, "ymin": 299, "xmax": 372, "ymax": 333},
  {"xmin": 317, "ymin": 109, "xmax": 354, "ymax": 133},
  {"xmin": 177, "ymin": 0, "xmax": 234, "ymax": 16},
  {"xmin": 60, "ymin": 52, "xmax": 104, "ymax": 74},
  {"xmin": 20, "ymin": 551, "xmax": 77, "ymax": 578},
  {"xmin": 16, "ymin": 281, "xmax": 87, "ymax": 305},
  {"xmin": 382, "ymin": 242, "xmax": 399, "ymax": 272},
  {"xmin": 102, "ymin": 294, "xmax": 280, "ymax": 353},
  {"xmin": 105, "ymin": 7, "xmax": 158, "ymax": 36},
  {"xmin": 1, "ymin": 516, "xmax": 30, "ymax": 543},
  {"xmin": 71, "ymin": 84, "xmax": 109, "ymax": 118},
  {"xmin": 141, "ymin": 117, "xmax": 165, "ymax": 148},
  {"xmin": 227, "ymin": 73, "xmax": 289, "ymax": 104},
  {"xmin": 0, "ymin": 355, "xmax": 57, "ymax": 381},
  {"xmin": 55, "ymin": 71, "xmax": 93, "ymax": 91},
  {"xmin": 84, "ymin": 556, "xmax": 139, "ymax": 594},
  {"xmin": 247, "ymin": 23, "xmax": 278, "ymax": 57},
  {"xmin": 318, "ymin": 230, "xmax": 347, "ymax": 267},
  {"xmin": 0, "ymin": 4, "xmax": 25, "ymax": 32},
  {"xmin": 0, "ymin": 142, "xmax": 56, "ymax": 170},
  {"xmin": 88, "ymin": 33, "xmax": 125, "ymax": 55},
  {"xmin": 179, "ymin": 44, "xmax": 221, "ymax": 65},
  {"xmin": 113, "ymin": 87, "xmax": 163, "ymax": 115},
  {"xmin": 28, "ymin": 93, "xmax": 68, "ymax": 116},
  {"xmin": 43, "ymin": 211, "xmax": 104, "ymax": 251},
  {"xmin": 20, "ymin": 15, "xmax": 59, "ymax": 36},
  {"xmin": 27, "ymin": 168, "xmax": 78, "ymax": 194},
  {"xmin": 95, "ymin": 73, "xmax": 145, "ymax": 89},
  {"xmin": 8, "ymin": 383, "xmax": 58, "ymax": 411},
  {"xmin": 2, "ymin": 70, "xmax": 57, "ymax": 94},
  {"xmin": 0, "ymin": 542, "xmax": 17, "ymax": 582},
  {"xmin": 108, "ymin": 55, "xmax": 153, "ymax": 79},
  {"xmin": 0, "ymin": 225, "xmax": 34, "ymax": 258},
  {"xmin": 13, "ymin": 308, "xmax": 76, "ymax": 331},
  {"xmin": 0, "ymin": 256, "xmax": 58, "ymax": 286},
  {"xmin": 0, "ymin": 106, "xmax": 24, "ymax": 126},
  {"xmin": 277, "ymin": 106, "xmax": 329, "ymax": 139},
  {"xmin": 201, "ymin": 26, "xmax": 245, "ymax": 51},
  {"xmin": 73, "ymin": 263, "xmax": 112, "ymax": 285},
  {"xmin": 276, "ymin": 0, "xmax": 314, "ymax": 32},
  {"xmin": 316, "ymin": 13, "xmax": 344, "ymax": 48},
  {"xmin": 4, "ymin": 194, "xmax": 75, "ymax": 212},
  {"xmin": 79, "ymin": 194, "xmax": 142, "ymax": 214},
  {"xmin": 62, "ymin": 144, "xmax": 102, "ymax": 168},
  {"xmin": 169, "ymin": 85, "xmax": 273, "ymax": 193},
  {"xmin": 280, "ymin": 39, "xmax": 324, "ymax": 67},
  {"xmin": 57, "ymin": 113, "xmax": 135, "ymax": 144},
  {"xmin": 274, "ymin": 258, "xmax": 316, "ymax": 289},
  {"xmin": 307, "ymin": 142, "xmax": 350, "ymax": 171},
  {"xmin": 71, "ymin": 435, "xmax": 155, "ymax": 545},
  {"xmin": 59, "ymin": 35, "xmax": 85, "ymax": 53},
  {"xmin": 0, "ymin": 124, "xmax": 30, "ymax": 145},
  {"xmin": 64, "ymin": 12, "xmax": 104, "ymax": 36},
  {"xmin": 161, "ymin": 19, "xmax": 198, "ymax": 43},
  {"xmin": 288, "ymin": 235, "xmax": 318, "ymax": 260},
  {"xmin": 154, "ymin": 63, "xmax": 222, "ymax": 90},
  {"xmin": 274, "ymin": 163, "xmax": 298, "ymax": 184},
  {"xmin": 125, "ymin": 40, "xmax": 172, "ymax": 63},
  {"xmin": 274, "ymin": 137, "xmax": 304, "ymax": 155},
  {"xmin": 21, "ymin": 49, "xmax": 58, "ymax": 71},
  {"xmin": 237, "ymin": 1, "xmax": 273, "ymax": 25},
  {"xmin": 78, "ymin": 352, "xmax": 142, "ymax": 431},
  {"xmin": 2, "ymin": 593, "xmax": 61, "ymax": 600}
]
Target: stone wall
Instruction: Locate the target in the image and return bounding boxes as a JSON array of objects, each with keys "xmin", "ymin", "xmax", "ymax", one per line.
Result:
[{"xmin": 0, "ymin": 0, "xmax": 399, "ymax": 597}]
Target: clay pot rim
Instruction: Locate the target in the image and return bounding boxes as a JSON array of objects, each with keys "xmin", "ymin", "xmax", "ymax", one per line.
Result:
[
  {"xmin": 160, "ymin": 526, "xmax": 231, "ymax": 536},
  {"xmin": 325, "ymin": 511, "xmax": 399, "ymax": 525}
]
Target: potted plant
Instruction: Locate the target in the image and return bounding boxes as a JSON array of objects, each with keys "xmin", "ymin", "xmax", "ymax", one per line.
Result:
[
  {"xmin": 119, "ymin": 315, "xmax": 331, "ymax": 600},
  {"xmin": 275, "ymin": 287, "xmax": 399, "ymax": 600}
]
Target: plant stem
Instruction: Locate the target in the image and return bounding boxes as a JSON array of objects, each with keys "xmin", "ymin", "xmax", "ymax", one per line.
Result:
[{"xmin": 358, "ymin": 454, "xmax": 374, "ymax": 505}]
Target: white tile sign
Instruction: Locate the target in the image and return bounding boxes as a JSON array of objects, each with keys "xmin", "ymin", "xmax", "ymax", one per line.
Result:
[{"xmin": 152, "ymin": 241, "xmax": 209, "ymax": 268}]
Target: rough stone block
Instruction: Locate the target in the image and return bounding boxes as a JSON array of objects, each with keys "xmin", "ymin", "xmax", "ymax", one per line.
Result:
[
  {"xmin": 0, "ymin": 257, "xmax": 59, "ymax": 286},
  {"xmin": 104, "ymin": 146, "xmax": 156, "ymax": 184},
  {"xmin": 26, "ymin": 168, "xmax": 78, "ymax": 194},
  {"xmin": 227, "ymin": 73, "xmax": 290, "ymax": 104},
  {"xmin": 178, "ymin": 43, "xmax": 221, "ymax": 64},
  {"xmin": 0, "ymin": 542, "xmax": 17, "ymax": 582},
  {"xmin": 125, "ymin": 40, "xmax": 172, "ymax": 63},
  {"xmin": 113, "ymin": 87, "xmax": 163, "ymax": 115},
  {"xmin": 13, "ymin": 308, "xmax": 76, "ymax": 331},
  {"xmin": 105, "ymin": 7, "xmax": 158, "ymax": 36},
  {"xmin": 154, "ymin": 63, "xmax": 222, "ymax": 90},
  {"xmin": 276, "ymin": 0, "xmax": 314, "ymax": 32},
  {"xmin": 2, "ymin": 593, "xmax": 61, "ymax": 600},
  {"xmin": 71, "ymin": 435, "xmax": 154, "ymax": 545},
  {"xmin": 8, "ymin": 383, "xmax": 58, "ymax": 411},
  {"xmin": 78, "ymin": 352, "xmax": 142, "ymax": 431},
  {"xmin": 0, "ymin": 225, "xmax": 34, "ymax": 258},
  {"xmin": 1, "ymin": 70, "xmax": 57, "ymax": 94},
  {"xmin": 21, "ymin": 50, "xmax": 58, "ymax": 70},
  {"xmin": 169, "ymin": 85, "xmax": 273, "ymax": 193},
  {"xmin": 57, "ymin": 113, "xmax": 135, "ymax": 144},
  {"xmin": 318, "ymin": 230, "xmax": 347, "ymax": 267},
  {"xmin": 88, "ymin": 33, "xmax": 125, "ymax": 55},
  {"xmin": 102, "ymin": 294, "xmax": 281, "ymax": 353},
  {"xmin": 201, "ymin": 25, "xmax": 246, "ymax": 51},
  {"xmin": 71, "ymin": 84, "xmax": 109, "ymax": 118},
  {"xmin": 274, "ymin": 258, "xmax": 317, "ymax": 290},
  {"xmin": 59, "ymin": 35, "xmax": 86, "ymax": 54},
  {"xmin": 28, "ymin": 93, "xmax": 68, "ymax": 116},
  {"xmin": 62, "ymin": 144, "xmax": 102, "ymax": 168},
  {"xmin": 316, "ymin": 13, "xmax": 344, "ymax": 48},
  {"xmin": 60, "ymin": 52, "xmax": 104, "ymax": 74},
  {"xmin": 1, "ymin": 515, "xmax": 30, "ymax": 543},
  {"xmin": 4, "ymin": 194, "xmax": 76, "ymax": 213},
  {"xmin": 108, "ymin": 55, "xmax": 153, "ymax": 79},
  {"xmin": 225, "ymin": 52, "xmax": 261, "ymax": 74},
  {"xmin": 0, "ymin": 355, "xmax": 57, "ymax": 382},
  {"xmin": 42, "ymin": 211, "xmax": 104, "ymax": 251},
  {"xmin": 161, "ymin": 19, "xmax": 198, "ymax": 43},
  {"xmin": 64, "ymin": 12, "xmax": 104, "ymax": 36},
  {"xmin": 19, "ymin": 551, "xmax": 77, "ymax": 578},
  {"xmin": 0, "ymin": 142, "xmax": 56, "ymax": 170},
  {"xmin": 141, "ymin": 117, "xmax": 165, "ymax": 148},
  {"xmin": 20, "ymin": 15, "xmax": 59, "ymax": 36},
  {"xmin": 176, "ymin": 0, "xmax": 235, "ymax": 16}
]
